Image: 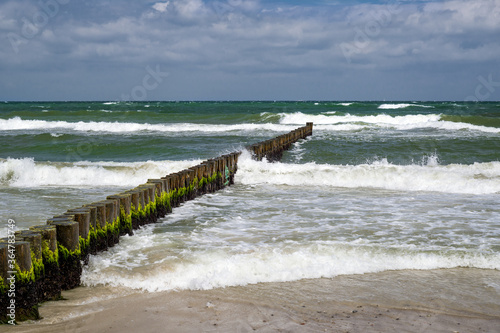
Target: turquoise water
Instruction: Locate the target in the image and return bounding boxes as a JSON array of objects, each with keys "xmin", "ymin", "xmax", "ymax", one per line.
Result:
[
  {"xmin": 1, "ymin": 101, "xmax": 499, "ymax": 163},
  {"xmin": 1, "ymin": 101, "xmax": 499, "ymax": 293}
]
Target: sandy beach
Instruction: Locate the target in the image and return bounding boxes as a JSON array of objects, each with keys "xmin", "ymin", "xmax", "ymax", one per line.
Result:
[{"xmin": 6, "ymin": 268, "xmax": 499, "ymax": 333}]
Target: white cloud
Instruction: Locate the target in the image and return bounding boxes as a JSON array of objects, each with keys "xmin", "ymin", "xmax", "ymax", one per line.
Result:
[
  {"xmin": 1, "ymin": 0, "xmax": 499, "ymax": 100},
  {"xmin": 152, "ymin": 1, "xmax": 170, "ymax": 13},
  {"xmin": 405, "ymin": 0, "xmax": 500, "ymax": 32},
  {"xmin": 173, "ymin": 0, "xmax": 208, "ymax": 19}
]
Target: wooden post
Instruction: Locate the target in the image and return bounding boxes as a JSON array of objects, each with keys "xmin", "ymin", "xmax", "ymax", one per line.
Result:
[
  {"xmin": 15, "ymin": 231, "xmax": 43, "ymax": 280},
  {"xmin": 181, "ymin": 170, "xmax": 189, "ymax": 202},
  {"xmin": 108, "ymin": 197, "xmax": 121, "ymax": 243},
  {"xmin": 47, "ymin": 218, "xmax": 80, "ymax": 252},
  {"xmin": 205, "ymin": 161, "xmax": 214, "ymax": 193},
  {"xmin": 94, "ymin": 200, "xmax": 119, "ymax": 246},
  {"xmin": 82, "ymin": 205, "xmax": 98, "ymax": 255},
  {"xmin": 161, "ymin": 176, "xmax": 173, "ymax": 214},
  {"xmin": 137, "ymin": 184, "xmax": 157, "ymax": 223},
  {"xmin": 212, "ymin": 159, "xmax": 220, "ymax": 191},
  {"xmin": 147, "ymin": 179, "xmax": 166, "ymax": 217},
  {"xmin": 64, "ymin": 208, "xmax": 90, "ymax": 240},
  {"xmin": 200, "ymin": 163, "xmax": 209, "ymax": 194},
  {"xmin": 29, "ymin": 224, "xmax": 61, "ymax": 301},
  {"xmin": 134, "ymin": 188, "xmax": 147, "ymax": 225},
  {"xmin": 65, "ymin": 207, "xmax": 92, "ymax": 262},
  {"xmin": 15, "ymin": 230, "xmax": 49, "ymax": 305},
  {"xmin": 168, "ymin": 174, "xmax": 179, "ymax": 208},
  {"xmin": 85, "ymin": 202, "xmax": 108, "ymax": 252},
  {"xmin": 49, "ymin": 220, "xmax": 81, "ymax": 290},
  {"xmin": 198, "ymin": 163, "xmax": 206, "ymax": 194},
  {"xmin": 306, "ymin": 122, "xmax": 313, "ymax": 136},
  {"xmin": 124, "ymin": 189, "xmax": 142, "ymax": 229},
  {"xmin": 185, "ymin": 169, "xmax": 196, "ymax": 200},
  {"xmin": 13, "ymin": 241, "xmax": 32, "ymax": 277},
  {"xmin": 137, "ymin": 185, "xmax": 152, "ymax": 224},
  {"xmin": 106, "ymin": 194, "xmax": 133, "ymax": 236},
  {"xmin": 13, "ymin": 240, "xmax": 39, "ymax": 320},
  {"xmin": 194, "ymin": 165, "xmax": 203, "ymax": 196}
]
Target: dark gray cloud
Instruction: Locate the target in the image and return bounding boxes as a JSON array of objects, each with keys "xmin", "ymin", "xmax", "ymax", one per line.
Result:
[{"xmin": 1, "ymin": 0, "xmax": 499, "ymax": 101}]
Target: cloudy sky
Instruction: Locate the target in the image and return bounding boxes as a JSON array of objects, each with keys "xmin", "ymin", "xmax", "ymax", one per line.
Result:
[{"xmin": 1, "ymin": 0, "xmax": 499, "ymax": 101}]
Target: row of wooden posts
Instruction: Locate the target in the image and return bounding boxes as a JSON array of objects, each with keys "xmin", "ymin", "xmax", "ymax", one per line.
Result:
[{"xmin": 0, "ymin": 123, "xmax": 312, "ymax": 323}]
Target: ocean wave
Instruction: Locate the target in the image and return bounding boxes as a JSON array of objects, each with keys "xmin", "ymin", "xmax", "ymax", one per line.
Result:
[
  {"xmin": 0, "ymin": 117, "xmax": 295, "ymax": 134},
  {"xmin": 0, "ymin": 158, "xmax": 202, "ymax": 187},
  {"xmin": 279, "ymin": 112, "xmax": 500, "ymax": 133},
  {"xmin": 82, "ymin": 239, "xmax": 500, "ymax": 292},
  {"xmin": 280, "ymin": 112, "xmax": 442, "ymax": 125},
  {"xmin": 3, "ymin": 153, "xmax": 499, "ymax": 194},
  {"xmin": 2, "ymin": 114, "xmax": 498, "ymax": 135},
  {"xmin": 378, "ymin": 103, "xmax": 434, "ymax": 109},
  {"xmin": 236, "ymin": 151, "xmax": 500, "ymax": 195}
]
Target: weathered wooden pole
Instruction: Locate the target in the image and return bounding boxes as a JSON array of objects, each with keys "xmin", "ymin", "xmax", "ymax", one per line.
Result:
[
  {"xmin": 64, "ymin": 207, "xmax": 91, "ymax": 263},
  {"xmin": 106, "ymin": 194, "xmax": 133, "ymax": 236},
  {"xmin": 84, "ymin": 202, "xmax": 108, "ymax": 252},
  {"xmin": 46, "ymin": 217, "xmax": 80, "ymax": 291},
  {"xmin": 29, "ymin": 224, "xmax": 60, "ymax": 301}
]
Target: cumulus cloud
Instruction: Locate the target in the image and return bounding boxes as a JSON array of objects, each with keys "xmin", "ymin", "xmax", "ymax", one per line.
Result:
[
  {"xmin": 153, "ymin": 1, "xmax": 170, "ymax": 13},
  {"xmin": 0, "ymin": 0, "xmax": 499, "ymax": 100}
]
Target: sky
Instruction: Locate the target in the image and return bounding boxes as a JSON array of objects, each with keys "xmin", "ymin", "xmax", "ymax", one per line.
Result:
[{"xmin": 1, "ymin": 0, "xmax": 499, "ymax": 101}]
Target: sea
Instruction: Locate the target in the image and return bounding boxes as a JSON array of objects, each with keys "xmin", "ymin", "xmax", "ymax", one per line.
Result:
[{"xmin": 1, "ymin": 101, "xmax": 499, "ymax": 311}]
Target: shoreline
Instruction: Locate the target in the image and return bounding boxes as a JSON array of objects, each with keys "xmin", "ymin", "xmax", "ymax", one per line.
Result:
[{"xmin": 6, "ymin": 268, "xmax": 500, "ymax": 332}]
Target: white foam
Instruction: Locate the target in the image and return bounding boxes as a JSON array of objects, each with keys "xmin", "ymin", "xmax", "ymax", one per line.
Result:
[
  {"xmin": 81, "ymin": 241, "xmax": 500, "ymax": 292},
  {"xmin": 378, "ymin": 103, "xmax": 434, "ymax": 109},
  {"xmin": 0, "ymin": 117, "xmax": 295, "ymax": 134},
  {"xmin": 0, "ymin": 158, "xmax": 201, "ymax": 187},
  {"xmin": 278, "ymin": 112, "xmax": 500, "ymax": 133},
  {"xmin": 76, "ymin": 150, "xmax": 500, "ymax": 293},
  {"xmin": 2, "ymin": 151, "xmax": 499, "ymax": 194},
  {"xmin": 378, "ymin": 103, "xmax": 413, "ymax": 109},
  {"xmin": 280, "ymin": 112, "xmax": 441, "ymax": 125},
  {"xmin": 236, "ymin": 151, "xmax": 500, "ymax": 195},
  {"xmin": 2, "ymin": 114, "xmax": 498, "ymax": 134}
]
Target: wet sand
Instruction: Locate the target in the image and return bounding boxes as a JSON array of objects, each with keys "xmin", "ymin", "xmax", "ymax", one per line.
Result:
[{"xmin": 6, "ymin": 269, "xmax": 500, "ymax": 332}]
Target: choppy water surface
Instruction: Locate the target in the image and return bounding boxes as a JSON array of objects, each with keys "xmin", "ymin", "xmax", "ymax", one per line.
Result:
[{"xmin": 0, "ymin": 101, "xmax": 498, "ymax": 301}]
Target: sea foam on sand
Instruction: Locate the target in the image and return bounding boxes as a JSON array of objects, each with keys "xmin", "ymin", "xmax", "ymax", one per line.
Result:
[{"xmin": 10, "ymin": 268, "xmax": 500, "ymax": 333}]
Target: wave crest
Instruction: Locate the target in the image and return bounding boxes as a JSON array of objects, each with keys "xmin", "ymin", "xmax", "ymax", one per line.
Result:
[
  {"xmin": 82, "ymin": 241, "xmax": 500, "ymax": 292},
  {"xmin": 0, "ymin": 158, "xmax": 202, "ymax": 187},
  {"xmin": 236, "ymin": 152, "xmax": 500, "ymax": 195},
  {"xmin": 0, "ymin": 117, "xmax": 296, "ymax": 134},
  {"xmin": 278, "ymin": 112, "xmax": 500, "ymax": 133},
  {"xmin": 378, "ymin": 103, "xmax": 434, "ymax": 109}
]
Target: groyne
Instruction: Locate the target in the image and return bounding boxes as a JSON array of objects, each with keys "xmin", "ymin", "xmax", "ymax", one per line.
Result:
[{"xmin": 0, "ymin": 122, "xmax": 312, "ymax": 324}]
